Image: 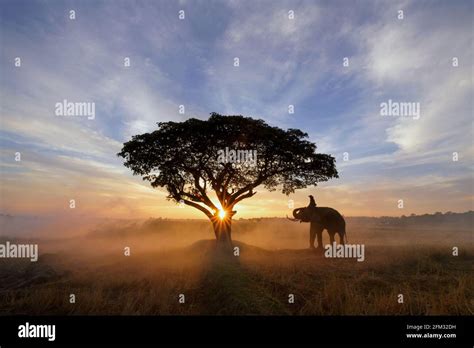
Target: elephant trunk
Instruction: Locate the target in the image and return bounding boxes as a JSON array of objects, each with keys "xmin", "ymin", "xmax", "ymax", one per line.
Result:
[
  {"xmin": 286, "ymin": 215, "xmax": 300, "ymax": 222},
  {"xmin": 287, "ymin": 207, "xmax": 311, "ymax": 223}
]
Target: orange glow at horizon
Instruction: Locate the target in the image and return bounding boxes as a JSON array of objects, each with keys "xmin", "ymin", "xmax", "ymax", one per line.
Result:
[{"xmin": 1, "ymin": 175, "xmax": 471, "ymax": 220}]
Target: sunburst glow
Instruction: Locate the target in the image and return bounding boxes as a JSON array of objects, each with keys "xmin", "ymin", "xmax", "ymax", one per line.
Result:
[{"xmin": 218, "ymin": 209, "xmax": 226, "ymax": 220}]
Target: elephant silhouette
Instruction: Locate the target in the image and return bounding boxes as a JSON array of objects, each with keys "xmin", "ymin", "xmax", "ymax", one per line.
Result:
[{"xmin": 287, "ymin": 196, "xmax": 346, "ymax": 249}]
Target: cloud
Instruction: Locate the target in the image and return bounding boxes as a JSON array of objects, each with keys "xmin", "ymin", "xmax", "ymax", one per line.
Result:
[
  {"xmin": 352, "ymin": 1, "xmax": 473, "ymax": 155},
  {"xmin": 0, "ymin": 0, "xmax": 471, "ymax": 220}
]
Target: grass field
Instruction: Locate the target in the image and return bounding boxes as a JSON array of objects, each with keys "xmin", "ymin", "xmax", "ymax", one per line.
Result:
[{"xmin": 0, "ymin": 217, "xmax": 472, "ymax": 315}]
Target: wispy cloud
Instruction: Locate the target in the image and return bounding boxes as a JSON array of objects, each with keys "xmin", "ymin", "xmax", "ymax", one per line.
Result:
[{"xmin": 0, "ymin": 0, "xmax": 472, "ymax": 220}]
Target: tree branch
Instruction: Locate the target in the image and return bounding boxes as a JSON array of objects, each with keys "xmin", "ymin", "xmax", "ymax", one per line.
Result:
[
  {"xmin": 191, "ymin": 171, "xmax": 218, "ymax": 212},
  {"xmin": 231, "ymin": 189, "xmax": 257, "ymax": 207},
  {"xmin": 182, "ymin": 199, "xmax": 214, "ymax": 219}
]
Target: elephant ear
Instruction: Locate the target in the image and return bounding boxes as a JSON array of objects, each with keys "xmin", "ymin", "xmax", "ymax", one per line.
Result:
[
  {"xmin": 308, "ymin": 208, "xmax": 322, "ymax": 223},
  {"xmin": 300, "ymin": 208, "xmax": 312, "ymax": 222}
]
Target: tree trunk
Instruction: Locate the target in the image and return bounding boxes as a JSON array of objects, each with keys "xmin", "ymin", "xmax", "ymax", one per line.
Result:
[{"xmin": 212, "ymin": 216, "xmax": 233, "ymax": 250}]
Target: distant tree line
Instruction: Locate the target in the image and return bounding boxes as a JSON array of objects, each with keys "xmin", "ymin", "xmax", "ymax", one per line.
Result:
[{"xmin": 347, "ymin": 211, "xmax": 473, "ymax": 229}]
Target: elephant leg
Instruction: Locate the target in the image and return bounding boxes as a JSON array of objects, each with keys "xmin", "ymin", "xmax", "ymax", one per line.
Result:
[
  {"xmin": 329, "ymin": 231, "xmax": 335, "ymax": 245},
  {"xmin": 310, "ymin": 223, "xmax": 324, "ymax": 249},
  {"xmin": 316, "ymin": 229, "xmax": 323, "ymax": 249},
  {"xmin": 339, "ymin": 232, "xmax": 345, "ymax": 245},
  {"xmin": 309, "ymin": 223, "xmax": 316, "ymax": 249}
]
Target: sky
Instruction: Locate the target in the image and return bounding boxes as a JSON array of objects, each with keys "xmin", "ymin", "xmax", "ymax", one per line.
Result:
[{"xmin": 0, "ymin": 0, "xmax": 472, "ymax": 220}]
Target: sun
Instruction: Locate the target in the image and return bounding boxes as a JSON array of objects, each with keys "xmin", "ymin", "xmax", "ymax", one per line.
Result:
[{"xmin": 218, "ymin": 209, "xmax": 226, "ymax": 220}]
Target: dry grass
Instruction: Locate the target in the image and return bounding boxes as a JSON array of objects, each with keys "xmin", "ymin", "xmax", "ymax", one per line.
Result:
[{"xmin": 0, "ymin": 235, "xmax": 472, "ymax": 315}]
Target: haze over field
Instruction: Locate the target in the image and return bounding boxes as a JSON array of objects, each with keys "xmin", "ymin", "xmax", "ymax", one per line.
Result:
[
  {"xmin": 0, "ymin": 213, "xmax": 472, "ymax": 315},
  {"xmin": 1, "ymin": 211, "xmax": 472, "ymax": 252}
]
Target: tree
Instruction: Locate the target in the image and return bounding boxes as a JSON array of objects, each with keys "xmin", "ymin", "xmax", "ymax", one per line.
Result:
[{"xmin": 118, "ymin": 113, "xmax": 338, "ymax": 249}]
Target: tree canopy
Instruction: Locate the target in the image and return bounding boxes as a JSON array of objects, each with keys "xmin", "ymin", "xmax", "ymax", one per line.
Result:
[{"xmin": 118, "ymin": 113, "xmax": 338, "ymax": 244}]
